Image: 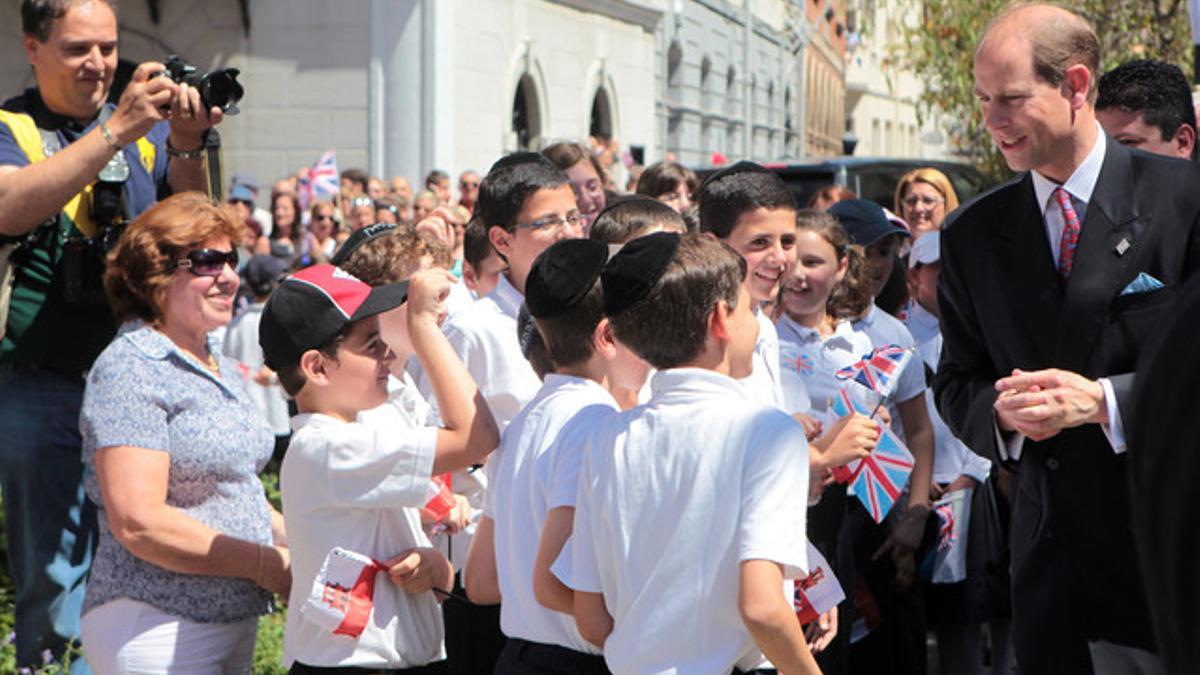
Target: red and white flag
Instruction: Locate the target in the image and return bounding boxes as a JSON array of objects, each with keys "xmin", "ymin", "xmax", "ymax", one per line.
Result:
[
  {"xmin": 794, "ymin": 542, "xmax": 845, "ymax": 625},
  {"xmin": 301, "ymin": 547, "xmax": 383, "ymax": 638}
]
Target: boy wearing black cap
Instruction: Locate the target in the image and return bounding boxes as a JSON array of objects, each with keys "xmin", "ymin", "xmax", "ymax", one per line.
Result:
[
  {"xmin": 464, "ymin": 238, "xmax": 648, "ymax": 675},
  {"xmin": 828, "ymin": 199, "xmax": 935, "ymax": 674},
  {"xmin": 563, "ymin": 233, "xmax": 820, "ymax": 675},
  {"xmin": 260, "ymin": 264, "xmax": 499, "ymax": 672}
]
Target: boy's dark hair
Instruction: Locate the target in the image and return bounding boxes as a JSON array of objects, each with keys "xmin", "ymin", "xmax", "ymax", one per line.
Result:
[
  {"xmin": 277, "ymin": 334, "xmax": 345, "ymax": 398},
  {"xmin": 534, "ymin": 281, "xmax": 605, "ymax": 370},
  {"xmin": 476, "ymin": 154, "xmax": 569, "ymax": 233},
  {"xmin": 589, "ymin": 196, "xmax": 685, "ymax": 245},
  {"xmin": 695, "ymin": 163, "xmax": 796, "ymax": 238},
  {"xmin": 22, "ymin": 0, "xmax": 117, "ymax": 41},
  {"xmin": 341, "ymin": 168, "xmax": 369, "ymax": 192},
  {"xmin": 517, "ymin": 305, "xmax": 555, "ymax": 379},
  {"xmin": 463, "ymin": 217, "xmax": 495, "ymax": 270},
  {"xmin": 425, "ymin": 169, "xmax": 450, "ymax": 187},
  {"xmin": 1097, "ymin": 59, "xmax": 1197, "ymax": 160},
  {"xmin": 609, "ymin": 233, "xmax": 745, "ymax": 370},
  {"xmin": 635, "ymin": 161, "xmax": 699, "ymax": 199}
]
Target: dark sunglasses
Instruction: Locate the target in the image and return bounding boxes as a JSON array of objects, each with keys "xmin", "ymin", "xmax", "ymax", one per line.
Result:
[{"xmin": 171, "ymin": 248, "xmax": 238, "ymax": 276}]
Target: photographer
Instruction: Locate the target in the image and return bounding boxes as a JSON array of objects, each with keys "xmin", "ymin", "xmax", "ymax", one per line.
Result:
[{"xmin": 0, "ymin": 1, "xmax": 224, "ymax": 670}]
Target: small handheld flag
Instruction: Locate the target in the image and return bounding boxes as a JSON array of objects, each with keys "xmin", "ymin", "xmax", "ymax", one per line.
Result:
[{"xmin": 835, "ymin": 344, "xmax": 912, "ymax": 400}]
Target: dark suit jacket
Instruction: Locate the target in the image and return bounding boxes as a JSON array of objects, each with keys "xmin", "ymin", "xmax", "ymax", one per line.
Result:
[{"xmin": 934, "ymin": 138, "xmax": 1200, "ymax": 654}]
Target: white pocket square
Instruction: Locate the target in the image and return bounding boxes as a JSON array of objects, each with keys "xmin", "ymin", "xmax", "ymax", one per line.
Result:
[{"xmin": 1120, "ymin": 272, "xmax": 1165, "ymax": 296}]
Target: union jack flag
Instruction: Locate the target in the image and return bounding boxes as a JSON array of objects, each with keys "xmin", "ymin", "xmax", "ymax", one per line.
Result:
[
  {"xmin": 936, "ymin": 500, "xmax": 956, "ymax": 552},
  {"xmin": 300, "ymin": 148, "xmax": 340, "ymax": 209},
  {"xmin": 782, "ymin": 348, "xmax": 814, "ymax": 376},
  {"xmin": 835, "ymin": 344, "xmax": 912, "ymax": 399},
  {"xmin": 829, "ymin": 386, "xmax": 872, "ymax": 483},
  {"xmin": 847, "ymin": 423, "xmax": 914, "ymax": 523}
]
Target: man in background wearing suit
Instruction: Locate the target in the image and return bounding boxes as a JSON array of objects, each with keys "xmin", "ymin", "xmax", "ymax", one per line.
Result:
[{"xmin": 934, "ymin": 4, "xmax": 1200, "ymax": 674}]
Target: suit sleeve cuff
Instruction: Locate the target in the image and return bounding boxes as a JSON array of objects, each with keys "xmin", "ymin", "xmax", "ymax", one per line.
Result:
[{"xmin": 1098, "ymin": 377, "xmax": 1127, "ymax": 454}]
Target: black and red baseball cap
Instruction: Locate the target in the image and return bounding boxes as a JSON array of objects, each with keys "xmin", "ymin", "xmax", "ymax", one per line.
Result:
[{"xmin": 259, "ymin": 264, "xmax": 408, "ymax": 370}]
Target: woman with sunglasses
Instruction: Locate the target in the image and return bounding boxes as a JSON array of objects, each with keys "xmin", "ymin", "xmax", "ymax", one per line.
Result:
[
  {"xmin": 78, "ymin": 193, "xmax": 290, "ymax": 674},
  {"xmin": 307, "ymin": 199, "xmax": 340, "ymax": 263}
]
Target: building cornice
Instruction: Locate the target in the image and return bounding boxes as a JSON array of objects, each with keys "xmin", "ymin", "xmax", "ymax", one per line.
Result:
[{"xmin": 547, "ymin": 0, "xmax": 663, "ymax": 33}]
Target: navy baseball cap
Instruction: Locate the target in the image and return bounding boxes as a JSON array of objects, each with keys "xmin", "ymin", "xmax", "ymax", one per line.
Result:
[{"xmin": 828, "ymin": 199, "xmax": 910, "ymax": 247}]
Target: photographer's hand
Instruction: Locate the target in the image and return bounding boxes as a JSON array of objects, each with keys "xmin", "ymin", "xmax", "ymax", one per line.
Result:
[
  {"xmin": 168, "ymin": 81, "xmax": 224, "ymax": 150},
  {"xmin": 106, "ymin": 62, "xmax": 177, "ymax": 146}
]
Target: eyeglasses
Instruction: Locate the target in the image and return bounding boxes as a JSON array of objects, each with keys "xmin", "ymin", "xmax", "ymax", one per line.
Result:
[
  {"xmin": 515, "ymin": 212, "xmax": 584, "ymax": 232},
  {"xmin": 460, "ymin": 181, "xmax": 479, "ymax": 189},
  {"xmin": 314, "ymin": 213, "xmax": 335, "ymax": 222},
  {"xmin": 902, "ymin": 195, "xmax": 945, "ymax": 208},
  {"xmin": 171, "ymin": 248, "xmax": 239, "ymax": 276}
]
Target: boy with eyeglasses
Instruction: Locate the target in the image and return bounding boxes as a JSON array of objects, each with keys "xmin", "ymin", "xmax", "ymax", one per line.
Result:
[{"xmin": 411, "ymin": 151, "xmax": 584, "ymax": 674}]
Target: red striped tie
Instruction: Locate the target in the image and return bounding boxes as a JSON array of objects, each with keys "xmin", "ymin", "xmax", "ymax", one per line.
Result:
[{"xmin": 1053, "ymin": 187, "xmax": 1081, "ymax": 280}]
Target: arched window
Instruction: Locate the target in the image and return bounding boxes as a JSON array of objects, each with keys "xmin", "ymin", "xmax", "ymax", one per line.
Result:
[
  {"xmin": 512, "ymin": 74, "xmax": 541, "ymax": 151},
  {"xmin": 590, "ymin": 88, "xmax": 613, "ymax": 141}
]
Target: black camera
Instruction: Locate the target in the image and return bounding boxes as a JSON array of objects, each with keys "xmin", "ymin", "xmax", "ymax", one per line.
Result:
[{"xmin": 156, "ymin": 55, "xmax": 244, "ymax": 115}]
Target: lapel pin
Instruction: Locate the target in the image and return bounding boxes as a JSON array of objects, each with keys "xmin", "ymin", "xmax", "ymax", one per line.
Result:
[{"xmin": 1115, "ymin": 238, "xmax": 1131, "ymax": 256}]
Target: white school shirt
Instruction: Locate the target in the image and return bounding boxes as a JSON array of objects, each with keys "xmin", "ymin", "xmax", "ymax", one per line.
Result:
[
  {"xmin": 411, "ymin": 272, "xmax": 541, "ymax": 570},
  {"xmin": 776, "ymin": 314, "xmax": 873, "ymax": 415},
  {"xmin": 567, "ymin": 368, "xmax": 811, "ymax": 675},
  {"xmin": 852, "ymin": 305, "xmax": 926, "ymax": 440},
  {"xmin": 433, "ymin": 272, "xmax": 541, "ymax": 430},
  {"xmin": 904, "ymin": 302, "xmax": 991, "ymax": 484},
  {"xmin": 484, "ymin": 375, "xmax": 618, "ymax": 654},
  {"xmin": 740, "ymin": 307, "xmax": 806, "ymax": 411},
  {"xmin": 280, "ymin": 397, "xmax": 442, "ymax": 669}
]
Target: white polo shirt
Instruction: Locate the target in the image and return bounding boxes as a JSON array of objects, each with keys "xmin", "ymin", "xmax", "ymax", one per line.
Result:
[
  {"xmin": 411, "ymin": 272, "xmax": 541, "ymax": 570},
  {"xmin": 281, "ymin": 397, "xmax": 442, "ymax": 669},
  {"xmin": 776, "ymin": 314, "xmax": 874, "ymax": 416},
  {"xmin": 740, "ymin": 307, "xmax": 803, "ymax": 411},
  {"xmin": 484, "ymin": 374, "xmax": 618, "ymax": 654},
  {"xmin": 852, "ymin": 305, "xmax": 926, "ymax": 439},
  {"xmin": 565, "ymin": 368, "xmax": 811, "ymax": 675},
  {"xmin": 903, "ymin": 302, "xmax": 991, "ymax": 484},
  {"xmin": 436, "ymin": 272, "xmax": 541, "ymax": 430}
]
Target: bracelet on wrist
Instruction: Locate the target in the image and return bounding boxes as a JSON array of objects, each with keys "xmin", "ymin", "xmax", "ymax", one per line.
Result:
[
  {"xmin": 167, "ymin": 140, "xmax": 205, "ymax": 160},
  {"xmin": 98, "ymin": 121, "xmax": 122, "ymax": 152}
]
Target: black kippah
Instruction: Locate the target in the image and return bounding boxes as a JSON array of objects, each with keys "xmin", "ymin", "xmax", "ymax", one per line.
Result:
[
  {"xmin": 330, "ymin": 222, "xmax": 398, "ymax": 266},
  {"xmin": 601, "ymin": 231, "xmax": 681, "ymax": 316},
  {"xmin": 525, "ymin": 239, "xmax": 609, "ymax": 319},
  {"xmin": 697, "ymin": 160, "xmax": 772, "ymax": 193}
]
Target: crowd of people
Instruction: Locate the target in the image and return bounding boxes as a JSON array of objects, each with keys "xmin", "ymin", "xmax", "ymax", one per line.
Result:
[{"xmin": 3, "ymin": 1, "xmax": 1200, "ymax": 674}]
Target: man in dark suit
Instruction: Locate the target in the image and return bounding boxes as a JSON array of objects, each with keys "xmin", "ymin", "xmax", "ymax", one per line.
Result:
[{"xmin": 934, "ymin": 4, "xmax": 1200, "ymax": 673}]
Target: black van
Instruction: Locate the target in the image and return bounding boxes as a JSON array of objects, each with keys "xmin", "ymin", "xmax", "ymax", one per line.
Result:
[{"xmin": 696, "ymin": 157, "xmax": 990, "ymax": 211}]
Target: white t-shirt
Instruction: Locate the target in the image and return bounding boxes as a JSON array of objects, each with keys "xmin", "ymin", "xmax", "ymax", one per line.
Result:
[
  {"xmin": 740, "ymin": 307, "xmax": 800, "ymax": 410},
  {"xmin": 222, "ymin": 303, "xmax": 291, "ymax": 436},
  {"xmin": 281, "ymin": 397, "xmax": 442, "ymax": 669},
  {"xmin": 852, "ymin": 305, "xmax": 926, "ymax": 440},
  {"xmin": 426, "ymin": 272, "xmax": 540, "ymax": 430},
  {"xmin": 410, "ymin": 273, "xmax": 540, "ymax": 570},
  {"xmin": 903, "ymin": 302, "xmax": 991, "ymax": 484},
  {"xmin": 484, "ymin": 374, "xmax": 618, "ymax": 654},
  {"xmin": 776, "ymin": 314, "xmax": 874, "ymax": 417},
  {"xmin": 563, "ymin": 368, "xmax": 811, "ymax": 675}
]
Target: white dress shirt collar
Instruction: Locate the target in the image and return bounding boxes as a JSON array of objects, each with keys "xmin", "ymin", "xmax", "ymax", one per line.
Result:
[
  {"xmin": 1031, "ymin": 122, "xmax": 1106, "ymax": 213},
  {"xmin": 488, "ymin": 273, "xmax": 524, "ymax": 320}
]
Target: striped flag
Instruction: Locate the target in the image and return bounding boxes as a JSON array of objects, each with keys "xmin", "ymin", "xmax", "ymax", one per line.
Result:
[{"xmin": 300, "ymin": 149, "xmax": 339, "ymax": 211}]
